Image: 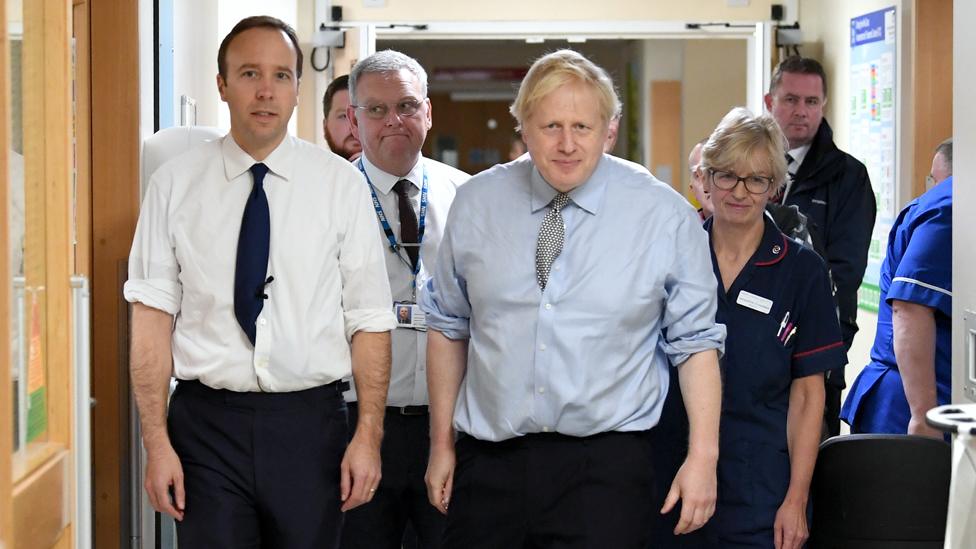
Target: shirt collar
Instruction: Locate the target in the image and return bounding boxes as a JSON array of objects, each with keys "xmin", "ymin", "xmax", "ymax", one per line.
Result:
[
  {"xmin": 752, "ymin": 213, "xmax": 789, "ymax": 266},
  {"xmin": 704, "ymin": 213, "xmax": 788, "ymax": 267},
  {"xmin": 529, "ymin": 154, "xmax": 608, "ymax": 215},
  {"xmin": 221, "ymin": 134, "xmax": 297, "ymax": 182},
  {"xmin": 787, "ymin": 144, "xmax": 811, "ymax": 170},
  {"xmin": 360, "ymin": 154, "xmax": 423, "ymax": 195}
]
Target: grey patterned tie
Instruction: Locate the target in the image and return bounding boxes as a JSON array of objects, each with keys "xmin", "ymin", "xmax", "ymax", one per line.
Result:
[{"xmin": 535, "ymin": 192, "xmax": 571, "ymax": 290}]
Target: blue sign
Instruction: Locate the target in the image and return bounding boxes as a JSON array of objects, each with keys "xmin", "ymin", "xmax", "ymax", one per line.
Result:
[{"xmin": 851, "ymin": 8, "xmax": 891, "ymax": 47}]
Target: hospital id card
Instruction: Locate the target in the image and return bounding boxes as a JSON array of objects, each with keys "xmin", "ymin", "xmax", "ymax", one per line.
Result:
[{"xmin": 394, "ymin": 301, "xmax": 427, "ymax": 331}]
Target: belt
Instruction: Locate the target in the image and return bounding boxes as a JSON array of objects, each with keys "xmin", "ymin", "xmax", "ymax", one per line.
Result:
[
  {"xmin": 347, "ymin": 402, "xmax": 429, "ymax": 416},
  {"xmin": 391, "ymin": 405, "xmax": 429, "ymax": 416}
]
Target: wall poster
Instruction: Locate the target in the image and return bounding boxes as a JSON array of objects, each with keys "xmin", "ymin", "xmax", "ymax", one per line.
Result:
[{"xmin": 850, "ymin": 6, "xmax": 897, "ymax": 312}]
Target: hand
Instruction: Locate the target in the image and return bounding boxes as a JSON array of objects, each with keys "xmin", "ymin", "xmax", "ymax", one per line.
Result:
[
  {"xmin": 661, "ymin": 454, "xmax": 717, "ymax": 534},
  {"xmin": 773, "ymin": 496, "xmax": 809, "ymax": 549},
  {"xmin": 340, "ymin": 431, "xmax": 382, "ymax": 512},
  {"xmin": 908, "ymin": 415, "xmax": 943, "ymax": 439},
  {"xmin": 425, "ymin": 444, "xmax": 456, "ymax": 515},
  {"xmin": 144, "ymin": 443, "xmax": 185, "ymax": 521}
]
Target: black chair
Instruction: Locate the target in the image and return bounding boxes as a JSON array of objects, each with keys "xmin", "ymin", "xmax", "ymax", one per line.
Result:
[{"xmin": 809, "ymin": 434, "xmax": 951, "ymax": 549}]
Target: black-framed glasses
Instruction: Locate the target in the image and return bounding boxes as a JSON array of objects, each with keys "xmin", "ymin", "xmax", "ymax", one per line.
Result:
[
  {"xmin": 708, "ymin": 169, "xmax": 774, "ymax": 195},
  {"xmin": 352, "ymin": 99, "xmax": 425, "ymax": 120}
]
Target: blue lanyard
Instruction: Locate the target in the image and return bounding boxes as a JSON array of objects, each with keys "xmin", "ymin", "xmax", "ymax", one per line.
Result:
[{"xmin": 358, "ymin": 160, "xmax": 428, "ymax": 281}]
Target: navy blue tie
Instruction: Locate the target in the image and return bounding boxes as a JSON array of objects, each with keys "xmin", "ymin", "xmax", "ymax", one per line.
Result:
[{"xmin": 234, "ymin": 163, "xmax": 271, "ymax": 346}]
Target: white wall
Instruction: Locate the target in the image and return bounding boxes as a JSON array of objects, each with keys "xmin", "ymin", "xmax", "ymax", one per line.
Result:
[
  {"xmin": 952, "ymin": 0, "xmax": 975, "ymax": 404},
  {"xmin": 172, "ymin": 0, "xmax": 221, "ymax": 127},
  {"xmin": 170, "ymin": 0, "xmax": 300, "ymax": 133}
]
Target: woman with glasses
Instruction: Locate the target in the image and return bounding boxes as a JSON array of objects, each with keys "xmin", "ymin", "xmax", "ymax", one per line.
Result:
[{"xmin": 698, "ymin": 108, "xmax": 846, "ymax": 549}]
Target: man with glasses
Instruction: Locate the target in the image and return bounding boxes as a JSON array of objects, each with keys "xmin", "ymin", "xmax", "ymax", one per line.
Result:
[
  {"xmin": 764, "ymin": 56, "xmax": 876, "ymax": 437},
  {"xmin": 340, "ymin": 49, "xmax": 469, "ymax": 549}
]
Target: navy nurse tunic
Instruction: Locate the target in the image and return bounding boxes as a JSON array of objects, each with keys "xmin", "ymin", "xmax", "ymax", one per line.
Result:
[{"xmin": 708, "ymin": 214, "xmax": 846, "ymax": 547}]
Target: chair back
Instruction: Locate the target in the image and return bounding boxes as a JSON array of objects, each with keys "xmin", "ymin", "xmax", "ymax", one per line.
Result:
[
  {"xmin": 141, "ymin": 125, "xmax": 224, "ymax": 192},
  {"xmin": 809, "ymin": 434, "xmax": 951, "ymax": 549}
]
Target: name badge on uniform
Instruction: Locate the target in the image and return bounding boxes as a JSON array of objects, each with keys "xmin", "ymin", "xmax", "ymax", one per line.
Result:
[
  {"xmin": 736, "ymin": 291, "xmax": 773, "ymax": 314},
  {"xmin": 394, "ymin": 301, "xmax": 427, "ymax": 331}
]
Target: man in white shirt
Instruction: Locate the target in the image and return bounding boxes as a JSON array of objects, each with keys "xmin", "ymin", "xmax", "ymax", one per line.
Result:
[
  {"xmin": 339, "ymin": 50, "xmax": 468, "ymax": 549},
  {"xmin": 125, "ymin": 16, "xmax": 395, "ymax": 549}
]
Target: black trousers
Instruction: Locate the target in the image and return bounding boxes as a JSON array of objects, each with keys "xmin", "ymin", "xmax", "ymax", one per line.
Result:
[
  {"xmin": 340, "ymin": 403, "xmax": 445, "ymax": 549},
  {"xmin": 168, "ymin": 379, "xmax": 349, "ymax": 549},
  {"xmin": 443, "ymin": 431, "xmax": 655, "ymax": 549},
  {"xmin": 823, "ymin": 382, "xmax": 843, "ymax": 438}
]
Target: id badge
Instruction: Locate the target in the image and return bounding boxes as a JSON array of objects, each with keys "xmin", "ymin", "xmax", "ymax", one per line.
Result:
[{"xmin": 394, "ymin": 301, "xmax": 427, "ymax": 331}]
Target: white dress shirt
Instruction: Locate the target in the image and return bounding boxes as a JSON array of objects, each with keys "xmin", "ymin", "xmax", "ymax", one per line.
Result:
[
  {"xmin": 124, "ymin": 135, "xmax": 396, "ymax": 392},
  {"xmin": 783, "ymin": 143, "xmax": 811, "ymax": 200},
  {"xmin": 344, "ymin": 155, "xmax": 468, "ymax": 407}
]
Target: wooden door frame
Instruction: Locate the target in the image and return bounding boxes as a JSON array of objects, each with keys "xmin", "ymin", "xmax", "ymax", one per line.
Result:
[
  {"xmin": 1, "ymin": 0, "xmax": 14, "ymax": 540},
  {"xmin": 2, "ymin": 0, "xmax": 76, "ymax": 547},
  {"xmin": 89, "ymin": 0, "xmax": 141, "ymax": 546}
]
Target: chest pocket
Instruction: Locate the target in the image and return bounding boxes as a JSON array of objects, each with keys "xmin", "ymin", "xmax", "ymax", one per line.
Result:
[{"xmin": 721, "ymin": 300, "xmax": 795, "ymax": 418}]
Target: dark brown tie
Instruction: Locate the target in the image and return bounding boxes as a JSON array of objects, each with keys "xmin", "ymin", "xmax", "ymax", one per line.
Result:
[{"xmin": 393, "ymin": 179, "xmax": 419, "ymax": 269}]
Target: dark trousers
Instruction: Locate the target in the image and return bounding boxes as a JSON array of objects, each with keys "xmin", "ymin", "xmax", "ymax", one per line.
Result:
[
  {"xmin": 340, "ymin": 403, "xmax": 445, "ymax": 549},
  {"xmin": 823, "ymin": 382, "xmax": 842, "ymax": 438},
  {"xmin": 168, "ymin": 379, "xmax": 349, "ymax": 549},
  {"xmin": 443, "ymin": 431, "xmax": 655, "ymax": 549}
]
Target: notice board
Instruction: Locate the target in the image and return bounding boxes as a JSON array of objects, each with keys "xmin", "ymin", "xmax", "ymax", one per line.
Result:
[{"xmin": 850, "ymin": 6, "xmax": 897, "ymax": 312}]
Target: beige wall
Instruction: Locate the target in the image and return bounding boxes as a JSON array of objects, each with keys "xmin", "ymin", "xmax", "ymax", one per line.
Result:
[
  {"xmin": 799, "ymin": 0, "xmax": 911, "ymax": 403},
  {"xmin": 681, "ymin": 39, "xmax": 748, "ymax": 196},
  {"xmin": 799, "ymin": 0, "xmax": 907, "ymax": 155},
  {"xmin": 334, "ymin": 0, "xmax": 776, "ymax": 22}
]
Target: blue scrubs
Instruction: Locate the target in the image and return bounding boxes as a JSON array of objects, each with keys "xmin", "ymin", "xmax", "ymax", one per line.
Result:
[
  {"xmin": 709, "ymin": 215, "xmax": 846, "ymax": 547},
  {"xmin": 841, "ymin": 177, "xmax": 953, "ymax": 434}
]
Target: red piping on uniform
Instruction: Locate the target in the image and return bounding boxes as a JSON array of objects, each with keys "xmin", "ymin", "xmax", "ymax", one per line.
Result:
[
  {"xmin": 754, "ymin": 234, "xmax": 789, "ymax": 266},
  {"xmin": 793, "ymin": 340, "xmax": 844, "ymax": 359}
]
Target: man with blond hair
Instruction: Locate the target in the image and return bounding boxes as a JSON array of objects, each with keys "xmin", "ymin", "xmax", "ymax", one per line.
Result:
[{"xmin": 421, "ymin": 49, "xmax": 725, "ymax": 548}]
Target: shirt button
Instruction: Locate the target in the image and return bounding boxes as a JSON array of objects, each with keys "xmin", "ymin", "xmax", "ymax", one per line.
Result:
[
  {"xmin": 537, "ymin": 387, "xmax": 546, "ymax": 394},
  {"xmin": 554, "ymin": 265, "xmax": 561, "ymax": 271},
  {"xmin": 258, "ymin": 317, "xmax": 267, "ymax": 326},
  {"xmin": 542, "ymin": 426, "xmax": 550, "ymax": 433},
  {"xmin": 544, "ymin": 303, "xmax": 552, "ymax": 310},
  {"xmin": 539, "ymin": 344, "xmax": 547, "ymax": 351}
]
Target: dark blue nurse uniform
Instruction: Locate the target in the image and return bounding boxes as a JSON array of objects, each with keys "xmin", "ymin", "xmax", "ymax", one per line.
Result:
[
  {"xmin": 840, "ymin": 177, "xmax": 953, "ymax": 434},
  {"xmin": 651, "ymin": 214, "xmax": 846, "ymax": 548},
  {"xmin": 710, "ymin": 215, "xmax": 846, "ymax": 547}
]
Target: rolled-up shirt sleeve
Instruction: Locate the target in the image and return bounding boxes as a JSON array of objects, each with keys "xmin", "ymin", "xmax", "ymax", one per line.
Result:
[
  {"xmin": 339, "ymin": 176, "xmax": 397, "ymax": 339},
  {"xmin": 123, "ymin": 175, "xmax": 182, "ymax": 315},
  {"xmin": 419, "ymin": 203, "xmax": 471, "ymax": 340},
  {"xmin": 659, "ymin": 209, "xmax": 726, "ymax": 365}
]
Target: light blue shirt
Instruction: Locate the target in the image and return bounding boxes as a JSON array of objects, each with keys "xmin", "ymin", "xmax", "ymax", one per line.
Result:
[{"xmin": 421, "ymin": 154, "xmax": 725, "ymax": 442}]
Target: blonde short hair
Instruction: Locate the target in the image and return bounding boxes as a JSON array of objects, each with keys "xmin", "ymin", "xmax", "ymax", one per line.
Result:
[
  {"xmin": 701, "ymin": 107, "xmax": 789, "ymax": 189},
  {"xmin": 509, "ymin": 49, "xmax": 621, "ymax": 131}
]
